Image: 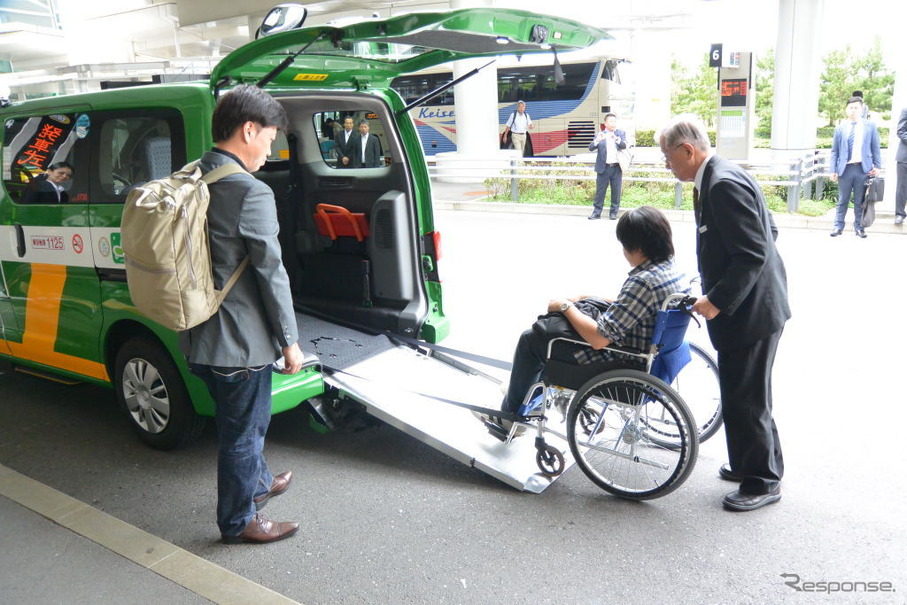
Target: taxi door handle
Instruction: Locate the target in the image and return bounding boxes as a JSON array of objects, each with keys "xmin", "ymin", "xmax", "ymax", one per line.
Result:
[{"xmin": 14, "ymin": 224, "xmax": 25, "ymax": 258}]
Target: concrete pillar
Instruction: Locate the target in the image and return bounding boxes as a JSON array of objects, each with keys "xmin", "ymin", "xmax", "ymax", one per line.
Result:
[
  {"xmin": 770, "ymin": 0, "xmax": 825, "ymax": 154},
  {"xmin": 434, "ymin": 0, "xmax": 515, "ymax": 183},
  {"xmin": 884, "ymin": 36, "xmax": 906, "ymax": 212}
]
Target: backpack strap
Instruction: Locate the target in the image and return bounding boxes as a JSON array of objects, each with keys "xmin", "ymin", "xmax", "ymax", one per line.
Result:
[
  {"xmin": 200, "ymin": 161, "xmax": 246, "ymax": 184},
  {"xmin": 216, "ymin": 256, "xmax": 251, "ymax": 303},
  {"xmin": 195, "ymin": 160, "xmax": 250, "ymax": 300}
]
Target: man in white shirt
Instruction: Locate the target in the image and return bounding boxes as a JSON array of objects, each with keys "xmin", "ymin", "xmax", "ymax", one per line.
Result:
[
  {"xmin": 829, "ymin": 96, "xmax": 882, "ymax": 238},
  {"xmin": 503, "ymin": 100, "xmax": 533, "ymax": 155}
]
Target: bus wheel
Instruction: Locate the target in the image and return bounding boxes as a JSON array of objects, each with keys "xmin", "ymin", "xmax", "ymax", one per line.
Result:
[{"xmin": 114, "ymin": 336, "xmax": 205, "ymax": 450}]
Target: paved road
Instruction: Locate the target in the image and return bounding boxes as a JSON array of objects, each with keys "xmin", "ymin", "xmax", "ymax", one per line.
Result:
[{"xmin": 1, "ymin": 210, "xmax": 905, "ymax": 604}]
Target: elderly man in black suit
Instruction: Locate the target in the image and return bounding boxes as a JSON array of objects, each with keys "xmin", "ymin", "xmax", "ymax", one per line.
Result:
[
  {"xmin": 659, "ymin": 114, "xmax": 791, "ymax": 512},
  {"xmin": 895, "ymin": 107, "xmax": 907, "ymax": 225}
]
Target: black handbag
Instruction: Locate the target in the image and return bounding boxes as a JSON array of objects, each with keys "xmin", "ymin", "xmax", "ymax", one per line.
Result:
[{"xmin": 862, "ymin": 176, "xmax": 884, "ymax": 227}]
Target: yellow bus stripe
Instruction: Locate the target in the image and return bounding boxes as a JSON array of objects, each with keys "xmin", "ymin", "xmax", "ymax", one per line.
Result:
[{"xmin": 7, "ymin": 263, "xmax": 108, "ymax": 382}]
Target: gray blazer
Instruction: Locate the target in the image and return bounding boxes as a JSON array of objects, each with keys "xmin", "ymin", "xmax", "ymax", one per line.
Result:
[
  {"xmin": 896, "ymin": 108, "xmax": 907, "ymax": 163},
  {"xmin": 181, "ymin": 150, "xmax": 299, "ymax": 367}
]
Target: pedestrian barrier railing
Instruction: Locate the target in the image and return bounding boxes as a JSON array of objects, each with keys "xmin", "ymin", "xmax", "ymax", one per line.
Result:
[{"xmin": 426, "ymin": 150, "xmax": 832, "ymax": 213}]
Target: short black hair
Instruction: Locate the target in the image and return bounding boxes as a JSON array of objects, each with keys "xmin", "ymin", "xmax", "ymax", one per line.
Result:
[
  {"xmin": 604, "ymin": 112, "xmax": 617, "ymax": 121},
  {"xmin": 48, "ymin": 161, "xmax": 73, "ymax": 172},
  {"xmin": 211, "ymin": 84, "xmax": 288, "ymax": 143},
  {"xmin": 847, "ymin": 96, "xmax": 864, "ymax": 106},
  {"xmin": 615, "ymin": 206, "xmax": 674, "ymax": 263}
]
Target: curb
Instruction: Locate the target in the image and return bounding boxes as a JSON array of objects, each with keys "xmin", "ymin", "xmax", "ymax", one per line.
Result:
[{"xmin": 432, "ymin": 199, "xmax": 907, "ymax": 235}]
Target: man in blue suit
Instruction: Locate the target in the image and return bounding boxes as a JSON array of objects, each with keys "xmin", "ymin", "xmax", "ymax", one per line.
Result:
[
  {"xmin": 829, "ymin": 96, "xmax": 882, "ymax": 238},
  {"xmin": 588, "ymin": 113, "xmax": 628, "ymax": 220}
]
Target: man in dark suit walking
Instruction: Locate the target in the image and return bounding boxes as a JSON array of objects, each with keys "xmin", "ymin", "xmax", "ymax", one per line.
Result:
[
  {"xmin": 349, "ymin": 119, "xmax": 383, "ymax": 168},
  {"xmin": 895, "ymin": 107, "xmax": 907, "ymax": 225},
  {"xmin": 182, "ymin": 85, "xmax": 305, "ymax": 543},
  {"xmin": 659, "ymin": 114, "xmax": 791, "ymax": 512}
]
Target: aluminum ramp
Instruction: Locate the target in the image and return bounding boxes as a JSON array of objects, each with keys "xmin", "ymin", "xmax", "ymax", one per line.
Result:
[{"xmin": 299, "ymin": 313, "xmax": 576, "ymax": 493}]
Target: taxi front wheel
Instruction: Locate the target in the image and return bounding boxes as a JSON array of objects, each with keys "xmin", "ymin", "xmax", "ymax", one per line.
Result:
[{"xmin": 114, "ymin": 336, "xmax": 205, "ymax": 450}]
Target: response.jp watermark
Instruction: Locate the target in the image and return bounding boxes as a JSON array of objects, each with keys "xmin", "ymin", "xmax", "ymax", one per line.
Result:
[{"xmin": 781, "ymin": 573, "xmax": 896, "ymax": 594}]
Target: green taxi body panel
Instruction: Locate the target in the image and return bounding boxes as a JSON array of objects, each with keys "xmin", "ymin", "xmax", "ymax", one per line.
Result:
[{"xmin": 1, "ymin": 7, "xmax": 607, "ymax": 421}]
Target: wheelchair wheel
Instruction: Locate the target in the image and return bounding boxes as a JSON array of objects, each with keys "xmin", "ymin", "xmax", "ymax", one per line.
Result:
[
  {"xmin": 566, "ymin": 370, "xmax": 698, "ymax": 500},
  {"xmin": 536, "ymin": 444, "xmax": 565, "ymax": 477},
  {"xmin": 670, "ymin": 343, "xmax": 723, "ymax": 443}
]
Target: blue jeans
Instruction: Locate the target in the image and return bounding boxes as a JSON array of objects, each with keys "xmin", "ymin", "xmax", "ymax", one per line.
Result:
[
  {"xmin": 189, "ymin": 363, "xmax": 274, "ymax": 536},
  {"xmin": 592, "ymin": 164, "xmax": 622, "ymax": 216},
  {"xmin": 835, "ymin": 163, "xmax": 868, "ymax": 231}
]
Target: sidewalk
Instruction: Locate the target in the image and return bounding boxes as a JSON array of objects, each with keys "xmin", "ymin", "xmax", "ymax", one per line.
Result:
[
  {"xmin": 429, "ymin": 177, "xmax": 907, "ymax": 235},
  {"xmin": 0, "ymin": 464, "xmax": 301, "ymax": 605}
]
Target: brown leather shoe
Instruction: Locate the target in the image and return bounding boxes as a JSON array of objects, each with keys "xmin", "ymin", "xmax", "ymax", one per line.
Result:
[
  {"xmin": 222, "ymin": 514, "xmax": 299, "ymax": 544},
  {"xmin": 253, "ymin": 470, "xmax": 292, "ymax": 510}
]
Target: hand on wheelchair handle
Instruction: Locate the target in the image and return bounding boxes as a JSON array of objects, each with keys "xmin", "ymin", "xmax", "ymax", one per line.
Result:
[{"xmin": 692, "ymin": 296, "xmax": 720, "ymax": 320}]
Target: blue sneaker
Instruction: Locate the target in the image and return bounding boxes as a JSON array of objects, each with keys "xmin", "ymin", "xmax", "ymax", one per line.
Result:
[{"xmin": 518, "ymin": 390, "xmax": 545, "ymax": 417}]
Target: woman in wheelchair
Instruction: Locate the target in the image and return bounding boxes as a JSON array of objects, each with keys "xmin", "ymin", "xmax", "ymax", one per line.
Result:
[{"xmin": 482, "ymin": 206, "xmax": 690, "ymax": 434}]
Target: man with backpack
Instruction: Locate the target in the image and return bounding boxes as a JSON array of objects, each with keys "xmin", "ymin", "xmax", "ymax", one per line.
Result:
[{"xmin": 181, "ymin": 84, "xmax": 304, "ymax": 544}]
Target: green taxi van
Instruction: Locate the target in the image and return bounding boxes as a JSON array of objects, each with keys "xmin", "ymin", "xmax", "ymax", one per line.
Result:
[{"xmin": 0, "ymin": 7, "xmax": 606, "ymax": 464}]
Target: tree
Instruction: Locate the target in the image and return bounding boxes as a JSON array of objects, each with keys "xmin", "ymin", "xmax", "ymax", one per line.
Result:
[
  {"xmin": 818, "ymin": 37, "xmax": 893, "ymax": 125},
  {"xmin": 670, "ymin": 54, "xmax": 718, "ymax": 128},
  {"xmin": 755, "ymin": 49, "xmax": 774, "ymax": 137}
]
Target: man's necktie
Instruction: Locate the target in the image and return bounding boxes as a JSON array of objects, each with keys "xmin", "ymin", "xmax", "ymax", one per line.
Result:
[
  {"xmin": 693, "ymin": 187, "xmax": 701, "ymax": 224},
  {"xmin": 847, "ymin": 122, "xmax": 856, "ymax": 161}
]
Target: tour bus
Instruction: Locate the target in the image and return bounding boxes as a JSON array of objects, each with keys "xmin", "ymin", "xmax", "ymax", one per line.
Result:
[
  {"xmin": 0, "ymin": 7, "xmax": 607, "ymax": 491},
  {"xmin": 391, "ymin": 55, "xmax": 632, "ymax": 156}
]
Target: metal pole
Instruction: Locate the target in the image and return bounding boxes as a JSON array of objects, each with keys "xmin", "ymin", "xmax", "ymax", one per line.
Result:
[
  {"xmin": 511, "ymin": 158, "xmax": 519, "ymax": 201},
  {"xmin": 786, "ymin": 158, "xmax": 802, "ymax": 213},
  {"xmin": 674, "ymin": 181, "xmax": 683, "ymax": 209}
]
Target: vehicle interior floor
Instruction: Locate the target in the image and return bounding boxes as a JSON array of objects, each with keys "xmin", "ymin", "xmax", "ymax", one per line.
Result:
[{"xmin": 295, "ymin": 312, "xmax": 397, "ymax": 371}]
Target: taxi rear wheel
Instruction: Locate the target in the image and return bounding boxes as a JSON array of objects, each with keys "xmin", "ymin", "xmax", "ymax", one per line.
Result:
[{"xmin": 114, "ymin": 336, "xmax": 205, "ymax": 450}]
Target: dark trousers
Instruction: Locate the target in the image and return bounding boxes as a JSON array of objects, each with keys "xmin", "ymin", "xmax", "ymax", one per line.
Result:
[
  {"xmin": 834, "ymin": 163, "xmax": 867, "ymax": 231},
  {"xmin": 717, "ymin": 330, "xmax": 784, "ymax": 495},
  {"xmin": 592, "ymin": 164, "xmax": 622, "ymax": 216},
  {"xmin": 896, "ymin": 161, "xmax": 907, "ymax": 219},
  {"xmin": 504, "ymin": 328, "xmax": 627, "ymax": 414},
  {"xmin": 190, "ymin": 363, "xmax": 275, "ymax": 536}
]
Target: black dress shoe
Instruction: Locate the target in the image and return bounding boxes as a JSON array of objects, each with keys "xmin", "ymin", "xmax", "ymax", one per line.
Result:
[
  {"xmin": 588, "ymin": 214, "xmax": 601, "ymax": 220},
  {"xmin": 855, "ymin": 229, "xmax": 867, "ymax": 238},
  {"xmin": 609, "ymin": 212, "xmax": 618, "ymax": 220},
  {"xmin": 829, "ymin": 228, "xmax": 843, "ymax": 237},
  {"xmin": 718, "ymin": 463, "xmax": 742, "ymax": 482},
  {"xmin": 722, "ymin": 487, "xmax": 781, "ymax": 512}
]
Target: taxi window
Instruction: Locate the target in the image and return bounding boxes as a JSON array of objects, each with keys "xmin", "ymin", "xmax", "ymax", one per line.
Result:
[
  {"xmin": 2, "ymin": 114, "xmax": 87, "ymax": 204},
  {"xmin": 314, "ymin": 110, "xmax": 389, "ymax": 169},
  {"xmin": 97, "ymin": 112, "xmax": 183, "ymax": 199}
]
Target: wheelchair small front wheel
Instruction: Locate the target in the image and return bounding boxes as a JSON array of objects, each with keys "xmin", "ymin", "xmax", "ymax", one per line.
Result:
[
  {"xmin": 536, "ymin": 444, "xmax": 565, "ymax": 477},
  {"xmin": 567, "ymin": 370, "xmax": 698, "ymax": 500}
]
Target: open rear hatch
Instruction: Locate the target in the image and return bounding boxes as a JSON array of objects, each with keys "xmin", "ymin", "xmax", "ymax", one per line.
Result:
[
  {"xmin": 299, "ymin": 313, "xmax": 575, "ymax": 493},
  {"xmin": 210, "ymin": 8, "xmax": 610, "ymax": 92}
]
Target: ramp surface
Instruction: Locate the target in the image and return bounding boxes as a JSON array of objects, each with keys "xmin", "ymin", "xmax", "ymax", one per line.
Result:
[{"xmin": 298, "ymin": 313, "xmax": 575, "ymax": 493}]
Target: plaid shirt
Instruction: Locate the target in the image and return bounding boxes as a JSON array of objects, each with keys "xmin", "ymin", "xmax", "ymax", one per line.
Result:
[{"xmin": 574, "ymin": 259, "xmax": 689, "ymax": 365}]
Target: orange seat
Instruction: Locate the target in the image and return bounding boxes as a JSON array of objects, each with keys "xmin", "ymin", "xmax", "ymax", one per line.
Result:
[{"xmin": 314, "ymin": 203, "xmax": 369, "ymax": 242}]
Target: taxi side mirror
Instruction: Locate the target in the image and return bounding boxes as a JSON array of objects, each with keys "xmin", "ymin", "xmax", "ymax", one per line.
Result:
[{"xmin": 257, "ymin": 4, "xmax": 308, "ymax": 38}]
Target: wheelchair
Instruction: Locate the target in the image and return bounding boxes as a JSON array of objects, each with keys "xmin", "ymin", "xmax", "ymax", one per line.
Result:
[{"xmin": 487, "ymin": 293, "xmax": 717, "ymax": 500}]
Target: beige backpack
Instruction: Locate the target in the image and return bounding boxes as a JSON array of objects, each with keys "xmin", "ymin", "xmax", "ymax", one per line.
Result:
[{"xmin": 121, "ymin": 160, "xmax": 249, "ymax": 331}]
